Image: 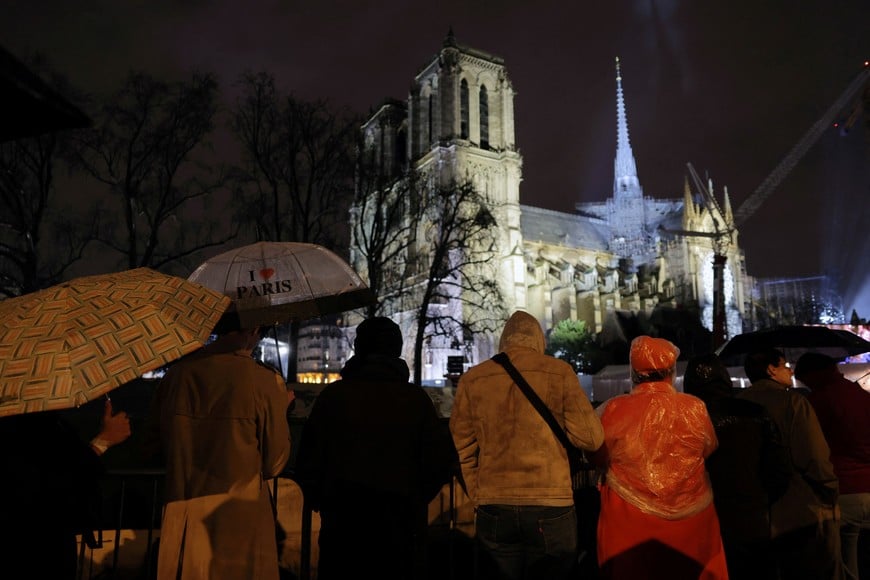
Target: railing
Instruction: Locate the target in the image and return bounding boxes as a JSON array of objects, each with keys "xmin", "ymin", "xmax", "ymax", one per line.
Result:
[
  {"xmin": 76, "ymin": 468, "xmax": 164, "ymax": 580},
  {"xmin": 77, "ymin": 468, "xmax": 467, "ymax": 580}
]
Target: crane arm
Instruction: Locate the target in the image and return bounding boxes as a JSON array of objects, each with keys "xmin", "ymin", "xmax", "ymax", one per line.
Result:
[
  {"xmin": 685, "ymin": 162, "xmax": 734, "ymax": 256},
  {"xmin": 733, "ymin": 64, "xmax": 870, "ymax": 226},
  {"xmin": 687, "ymin": 162, "xmax": 727, "ymax": 232}
]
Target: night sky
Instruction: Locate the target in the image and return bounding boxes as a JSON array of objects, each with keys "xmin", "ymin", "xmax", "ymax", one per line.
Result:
[{"xmin": 3, "ymin": 1, "xmax": 869, "ymax": 315}]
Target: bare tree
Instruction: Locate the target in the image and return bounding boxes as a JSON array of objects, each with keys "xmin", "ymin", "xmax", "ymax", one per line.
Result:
[
  {"xmin": 350, "ymin": 150, "xmax": 422, "ymax": 318},
  {"xmin": 231, "ymin": 72, "xmax": 358, "ymax": 248},
  {"xmin": 76, "ymin": 71, "xmax": 234, "ymax": 272},
  {"xmin": 405, "ymin": 179, "xmax": 507, "ymax": 386},
  {"xmin": 231, "ymin": 72, "xmax": 360, "ymax": 381},
  {"xmin": 0, "ymin": 54, "xmax": 96, "ymax": 296},
  {"xmin": 0, "ymin": 131, "xmax": 97, "ymax": 296}
]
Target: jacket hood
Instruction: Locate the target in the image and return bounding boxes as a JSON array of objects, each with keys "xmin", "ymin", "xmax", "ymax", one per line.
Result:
[{"xmin": 498, "ymin": 311, "xmax": 545, "ymax": 353}]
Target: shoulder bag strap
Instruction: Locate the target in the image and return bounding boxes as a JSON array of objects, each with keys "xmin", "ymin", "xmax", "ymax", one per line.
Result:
[{"xmin": 491, "ymin": 352, "xmax": 573, "ymax": 451}]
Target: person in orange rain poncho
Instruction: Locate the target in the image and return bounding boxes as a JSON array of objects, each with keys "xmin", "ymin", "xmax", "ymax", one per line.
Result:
[{"xmin": 590, "ymin": 336, "xmax": 729, "ymax": 579}]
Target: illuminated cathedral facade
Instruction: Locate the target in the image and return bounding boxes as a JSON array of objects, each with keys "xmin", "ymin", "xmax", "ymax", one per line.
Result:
[{"xmin": 349, "ymin": 33, "xmax": 751, "ymax": 382}]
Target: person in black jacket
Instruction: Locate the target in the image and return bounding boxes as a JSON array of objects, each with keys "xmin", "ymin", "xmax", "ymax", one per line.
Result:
[
  {"xmin": 684, "ymin": 353, "xmax": 791, "ymax": 580},
  {"xmin": 295, "ymin": 316, "xmax": 457, "ymax": 580},
  {"xmin": 0, "ymin": 400, "xmax": 131, "ymax": 579}
]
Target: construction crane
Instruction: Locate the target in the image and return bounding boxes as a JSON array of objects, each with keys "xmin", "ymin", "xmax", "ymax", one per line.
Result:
[
  {"xmin": 733, "ymin": 61, "xmax": 869, "ymax": 226},
  {"xmin": 686, "ymin": 162, "xmax": 733, "ymax": 349},
  {"xmin": 676, "ymin": 61, "xmax": 869, "ymax": 349}
]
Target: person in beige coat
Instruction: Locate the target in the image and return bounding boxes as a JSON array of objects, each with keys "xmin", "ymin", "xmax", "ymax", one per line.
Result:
[
  {"xmin": 450, "ymin": 310, "xmax": 604, "ymax": 580},
  {"xmin": 146, "ymin": 312, "xmax": 293, "ymax": 580}
]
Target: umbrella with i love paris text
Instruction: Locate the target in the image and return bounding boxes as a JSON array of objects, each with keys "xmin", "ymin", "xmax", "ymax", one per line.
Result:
[
  {"xmin": 188, "ymin": 241, "xmax": 375, "ymax": 328},
  {"xmin": 0, "ymin": 268, "xmax": 231, "ymax": 417}
]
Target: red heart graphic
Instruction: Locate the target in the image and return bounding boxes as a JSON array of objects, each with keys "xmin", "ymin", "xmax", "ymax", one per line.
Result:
[{"xmin": 259, "ymin": 268, "xmax": 275, "ymax": 280}]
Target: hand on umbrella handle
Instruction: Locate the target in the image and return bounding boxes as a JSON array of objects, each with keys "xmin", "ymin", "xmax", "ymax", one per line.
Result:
[{"xmin": 91, "ymin": 399, "xmax": 132, "ymax": 455}]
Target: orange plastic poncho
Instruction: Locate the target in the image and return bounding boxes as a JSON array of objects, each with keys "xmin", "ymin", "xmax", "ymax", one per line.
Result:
[
  {"xmin": 595, "ymin": 336, "xmax": 727, "ymax": 578},
  {"xmin": 596, "ymin": 336, "xmax": 718, "ymax": 519}
]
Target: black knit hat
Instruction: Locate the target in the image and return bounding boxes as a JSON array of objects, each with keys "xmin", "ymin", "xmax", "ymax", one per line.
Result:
[
  {"xmin": 211, "ymin": 310, "xmax": 243, "ymax": 335},
  {"xmin": 354, "ymin": 317, "xmax": 403, "ymax": 358},
  {"xmin": 684, "ymin": 353, "xmax": 732, "ymax": 398}
]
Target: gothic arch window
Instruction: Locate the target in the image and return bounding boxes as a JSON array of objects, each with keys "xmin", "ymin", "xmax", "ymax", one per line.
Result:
[
  {"xmin": 395, "ymin": 126, "xmax": 407, "ymax": 173},
  {"xmin": 460, "ymin": 79, "xmax": 469, "ymax": 139},
  {"xmin": 479, "ymin": 85, "xmax": 489, "ymax": 149},
  {"xmin": 428, "ymin": 93, "xmax": 434, "ymax": 146},
  {"xmin": 420, "ymin": 84, "xmax": 432, "ymax": 150}
]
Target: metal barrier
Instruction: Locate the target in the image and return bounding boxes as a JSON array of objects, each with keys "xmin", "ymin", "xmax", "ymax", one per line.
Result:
[
  {"xmin": 78, "ymin": 468, "xmax": 465, "ymax": 580},
  {"xmin": 77, "ymin": 468, "xmax": 164, "ymax": 580}
]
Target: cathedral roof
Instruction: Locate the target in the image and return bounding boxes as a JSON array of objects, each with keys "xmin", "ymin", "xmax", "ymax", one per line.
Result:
[{"xmin": 520, "ymin": 205, "xmax": 610, "ymax": 250}]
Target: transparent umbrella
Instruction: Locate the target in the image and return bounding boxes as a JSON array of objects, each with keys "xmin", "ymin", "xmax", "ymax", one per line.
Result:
[
  {"xmin": 189, "ymin": 242, "xmax": 375, "ymax": 379},
  {"xmin": 188, "ymin": 241, "xmax": 374, "ymax": 328}
]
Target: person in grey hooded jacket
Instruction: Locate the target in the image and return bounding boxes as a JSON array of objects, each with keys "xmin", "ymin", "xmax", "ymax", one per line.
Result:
[{"xmin": 450, "ymin": 310, "xmax": 604, "ymax": 580}]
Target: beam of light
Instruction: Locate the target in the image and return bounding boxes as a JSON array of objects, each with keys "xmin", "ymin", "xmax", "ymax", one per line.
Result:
[{"xmin": 817, "ymin": 122, "xmax": 870, "ymax": 319}]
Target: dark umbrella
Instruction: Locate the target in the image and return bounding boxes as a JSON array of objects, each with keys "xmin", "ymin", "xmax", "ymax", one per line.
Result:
[{"xmin": 716, "ymin": 325, "xmax": 870, "ymax": 366}]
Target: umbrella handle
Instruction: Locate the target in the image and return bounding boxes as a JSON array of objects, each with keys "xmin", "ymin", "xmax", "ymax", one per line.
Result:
[{"xmin": 272, "ymin": 324, "xmax": 284, "ymax": 380}]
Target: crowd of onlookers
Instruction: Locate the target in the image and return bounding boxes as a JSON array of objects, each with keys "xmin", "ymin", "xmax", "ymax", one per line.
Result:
[
  {"xmin": 1, "ymin": 309, "xmax": 867, "ymax": 580},
  {"xmin": 447, "ymin": 313, "xmax": 868, "ymax": 580}
]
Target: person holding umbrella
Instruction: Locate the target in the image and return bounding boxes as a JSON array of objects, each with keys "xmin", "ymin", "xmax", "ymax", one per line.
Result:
[
  {"xmin": 683, "ymin": 352, "xmax": 790, "ymax": 579},
  {"xmin": 0, "ymin": 399, "xmax": 131, "ymax": 578},
  {"xmin": 0, "ymin": 267, "xmax": 230, "ymax": 578},
  {"xmin": 737, "ymin": 348, "xmax": 842, "ymax": 580},
  {"xmin": 144, "ymin": 310, "xmax": 294, "ymax": 580}
]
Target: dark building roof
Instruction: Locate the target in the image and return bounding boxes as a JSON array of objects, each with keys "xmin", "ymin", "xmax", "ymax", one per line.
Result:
[{"xmin": 0, "ymin": 45, "xmax": 91, "ymax": 142}]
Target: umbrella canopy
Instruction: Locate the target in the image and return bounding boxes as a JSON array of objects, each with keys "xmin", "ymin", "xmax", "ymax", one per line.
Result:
[
  {"xmin": 188, "ymin": 241, "xmax": 374, "ymax": 328},
  {"xmin": 716, "ymin": 325, "xmax": 870, "ymax": 366},
  {"xmin": 0, "ymin": 268, "xmax": 231, "ymax": 417}
]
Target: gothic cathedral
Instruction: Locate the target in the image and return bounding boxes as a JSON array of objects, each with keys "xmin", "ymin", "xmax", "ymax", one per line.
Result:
[{"xmin": 351, "ymin": 32, "xmax": 749, "ymax": 382}]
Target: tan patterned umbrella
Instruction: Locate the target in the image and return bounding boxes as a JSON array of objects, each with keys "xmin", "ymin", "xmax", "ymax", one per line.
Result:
[
  {"xmin": 0, "ymin": 268, "xmax": 231, "ymax": 417},
  {"xmin": 189, "ymin": 242, "xmax": 374, "ymax": 328}
]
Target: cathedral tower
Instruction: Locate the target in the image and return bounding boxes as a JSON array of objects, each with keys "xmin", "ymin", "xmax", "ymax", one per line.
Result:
[{"xmin": 407, "ymin": 31, "xmax": 525, "ymax": 312}]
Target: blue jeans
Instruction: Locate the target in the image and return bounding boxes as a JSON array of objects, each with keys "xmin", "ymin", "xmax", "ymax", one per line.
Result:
[{"xmin": 475, "ymin": 504, "xmax": 577, "ymax": 580}]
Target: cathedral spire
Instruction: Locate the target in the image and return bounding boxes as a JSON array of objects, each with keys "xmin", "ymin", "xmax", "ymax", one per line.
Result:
[
  {"xmin": 723, "ymin": 185, "xmax": 734, "ymax": 226},
  {"xmin": 613, "ymin": 57, "xmax": 642, "ymax": 199},
  {"xmin": 444, "ymin": 27, "xmax": 457, "ymax": 47}
]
